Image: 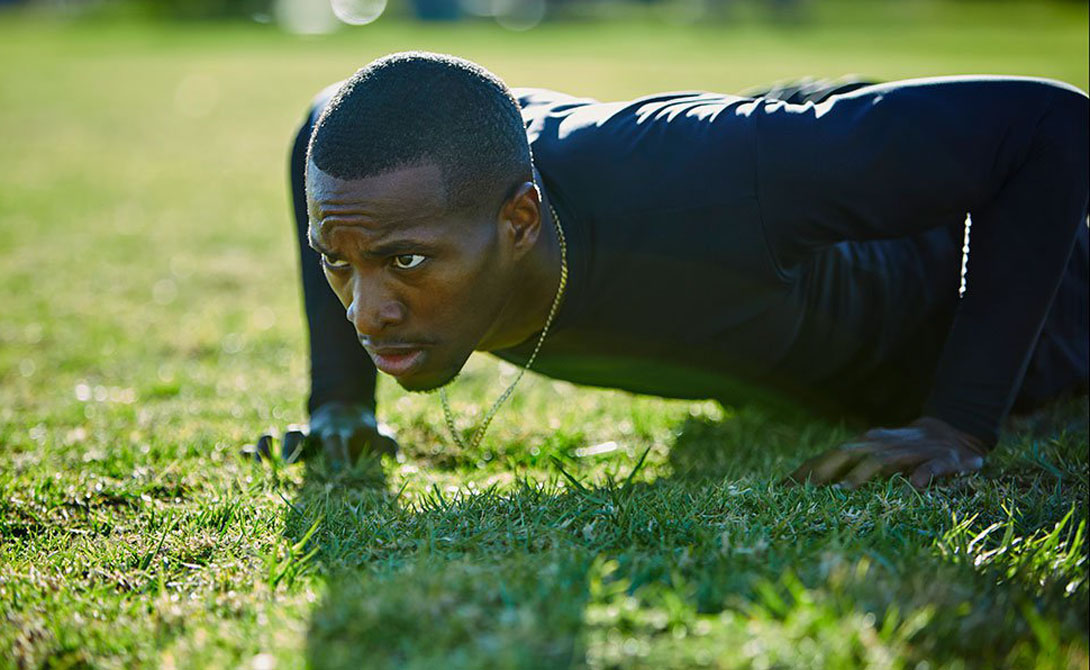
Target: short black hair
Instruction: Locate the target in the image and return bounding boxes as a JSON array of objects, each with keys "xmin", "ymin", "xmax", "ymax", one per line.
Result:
[{"xmin": 308, "ymin": 51, "xmax": 533, "ymax": 214}]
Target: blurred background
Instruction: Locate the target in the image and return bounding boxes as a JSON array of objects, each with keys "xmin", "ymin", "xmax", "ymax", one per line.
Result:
[
  {"xmin": 5, "ymin": 0, "xmax": 1090, "ymax": 34},
  {"xmin": 6, "ymin": 0, "xmax": 1090, "ymax": 39},
  {"xmin": 18, "ymin": 0, "xmax": 1085, "ymax": 32}
]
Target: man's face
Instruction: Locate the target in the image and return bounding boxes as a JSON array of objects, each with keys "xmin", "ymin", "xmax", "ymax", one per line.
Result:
[{"xmin": 306, "ymin": 160, "xmax": 516, "ymax": 391}]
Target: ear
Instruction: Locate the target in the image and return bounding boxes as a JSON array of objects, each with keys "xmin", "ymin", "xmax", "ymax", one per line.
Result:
[{"xmin": 498, "ymin": 181, "xmax": 541, "ymax": 257}]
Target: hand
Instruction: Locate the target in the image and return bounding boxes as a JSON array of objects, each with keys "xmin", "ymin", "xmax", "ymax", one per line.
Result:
[
  {"xmin": 787, "ymin": 416, "xmax": 988, "ymax": 489},
  {"xmin": 309, "ymin": 401, "xmax": 398, "ymax": 465},
  {"xmin": 245, "ymin": 401, "xmax": 398, "ymax": 466}
]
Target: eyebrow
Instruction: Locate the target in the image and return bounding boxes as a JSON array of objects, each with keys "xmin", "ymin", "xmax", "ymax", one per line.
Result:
[
  {"xmin": 308, "ymin": 228, "xmax": 436, "ymax": 258},
  {"xmin": 308, "ymin": 228, "xmax": 333, "ymax": 255},
  {"xmin": 364, "ymin": 240, "xmax": 437, "ymax": 258}
]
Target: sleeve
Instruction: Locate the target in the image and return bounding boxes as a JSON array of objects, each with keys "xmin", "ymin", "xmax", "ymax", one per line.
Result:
[
  {"xmin": 289, "ymin": 91, "xmax": 378, "ymax": 415},
  {"xmin": 754, "ymin": 76, "xmax": 1089, "ymax": 446}
]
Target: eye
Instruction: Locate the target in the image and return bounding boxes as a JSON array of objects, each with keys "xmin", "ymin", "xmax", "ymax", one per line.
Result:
[
  {"xmin": 322, "ymin": 254, "xmax": 350, "ymax": 271},
  {"xmin": 391, "ymin": 254, "xmax": 426, "ymax": 270}
]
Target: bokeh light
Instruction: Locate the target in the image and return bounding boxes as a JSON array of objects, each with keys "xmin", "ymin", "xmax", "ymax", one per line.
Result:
[
  {"xmin": 274, "ymin": 0, "xmax": 339, "ymax": 34},
  {"xmin": 331, "ymin": 0, "xmax": 388, "ymax": 25},
  {"xmin": 493, "ymin": 0, "xmax": 545, "ymax": 31}
]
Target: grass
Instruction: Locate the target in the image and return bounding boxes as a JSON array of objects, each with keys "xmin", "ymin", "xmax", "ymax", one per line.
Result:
[{"xmin": 0, "ymin": 2, "xmax": 1088, "ymax": 668}]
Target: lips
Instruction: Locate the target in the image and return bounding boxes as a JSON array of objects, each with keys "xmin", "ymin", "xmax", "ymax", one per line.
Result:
[{"xmin": 367, "ymin": 346, "xmax": 426, "ymax": 377}]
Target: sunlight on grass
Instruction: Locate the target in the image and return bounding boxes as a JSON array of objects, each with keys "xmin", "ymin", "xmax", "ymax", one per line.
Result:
[{"xmin": 1, "ymin": 3, "xmax": 1087, "ymax": 668}]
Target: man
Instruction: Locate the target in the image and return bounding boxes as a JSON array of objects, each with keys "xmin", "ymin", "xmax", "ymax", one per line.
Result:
[{"xmin": 279, "ymin": 51, "xmax": 1088, "ymax": 489}]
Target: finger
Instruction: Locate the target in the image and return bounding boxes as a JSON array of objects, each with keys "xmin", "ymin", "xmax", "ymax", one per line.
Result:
[
  {"xmin": 837, "ymin": 456, "xmax": 888, "ymax": 490},
  {"xmin": 837, "ymin": 448, "xmax": 926, "ymax": 489},
  {"xmin": 836, "ymin": 440, "xmax": 879, "ymax": 453},
  {"xmin": 282, "ymin": 429, "xmax": 308, "ymax": 463},
  {"xmin": 241, "ymin": 435, "xmax": 270, "ymax": 462},
  {"xmin": 373, "ymin": 421, "xmax": 400, "ymax": 456},
  {"xmin": 340, "ymin": 428, "xmax": 370, "ymax": 463},
  {"xmin": 860, "ymin": 426, "xmax": 906, "ymax": 441},
  {"xmin": 256, "ymin": 434, "xmax": 274, "ymax": 461},
  {"xmin": 346, "ymin": 429, "xmax": 375, "ymax": 462},
  {"xmin": 338, "ymin": 429, "xmax": 356, "ymax": 464},
  {"xmin": 790, "ymin": 447, "xmax": 867, "ymax": 485},
  {"xmin": 356, "ymin": 426, "xmax": 398, "ymax": 457},
  {"xmin": 343, "ymin": 428, "xmax": 400, "ymax": 460},
  {"xmin": 910, "ymin": 457, "xmax": 963, "ymax": 489},
  {"xmin": 371, "ymin": 432, "xmax": 399, "ymax": 456},
  {"xmin": 322, "ymin": 432, "xmax": 351, "ymax": 468}
]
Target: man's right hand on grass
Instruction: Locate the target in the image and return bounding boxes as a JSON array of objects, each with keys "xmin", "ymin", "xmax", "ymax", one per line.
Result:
[
  {"xmin": 309, "ymin": 401, "xmax": 398, "ymax": 464},
  {"xmin": 249, "ymin": 401, "xmax": 398, "ymax": 466}
]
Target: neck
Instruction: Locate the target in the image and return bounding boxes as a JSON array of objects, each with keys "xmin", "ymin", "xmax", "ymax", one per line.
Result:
[{"xmin": 476, "ymin": 173, "xmax": 564, "ymax": 352}]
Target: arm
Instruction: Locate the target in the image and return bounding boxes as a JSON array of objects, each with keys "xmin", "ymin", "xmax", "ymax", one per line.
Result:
[
  {"xmin": 756, "ymin": 77, "xmax": 1088, "ymax": 485},
  {"xmin": 287, "ymin": 91, "xmax": 395, "ymax": 463}
]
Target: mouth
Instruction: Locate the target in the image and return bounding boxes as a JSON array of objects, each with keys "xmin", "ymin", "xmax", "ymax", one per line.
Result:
[{"xmin": 365, "ymin": 344, "xmax": 428, "ymax": 377}]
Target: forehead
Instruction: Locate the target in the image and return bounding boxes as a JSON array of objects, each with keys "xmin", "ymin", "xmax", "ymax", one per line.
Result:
[{"xmin": 306, "ymin": 159, "xmax": 450, "ymax": 238}]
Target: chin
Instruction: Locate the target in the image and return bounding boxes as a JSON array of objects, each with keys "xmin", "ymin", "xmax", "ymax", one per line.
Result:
[{"xmin": 396, "ymin": 365, "xmax": 461, "ymax": 393}]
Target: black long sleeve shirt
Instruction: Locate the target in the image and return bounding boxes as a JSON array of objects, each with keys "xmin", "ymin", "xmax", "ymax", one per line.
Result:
[{"xmin": 293, "ymin": 77, "xmax": 1089, "ymax": 446}]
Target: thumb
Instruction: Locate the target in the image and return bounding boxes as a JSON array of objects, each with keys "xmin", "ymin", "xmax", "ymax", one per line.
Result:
[{"xmin": 371, "ymin": 432, "xmax": 399, "ymax": 457}]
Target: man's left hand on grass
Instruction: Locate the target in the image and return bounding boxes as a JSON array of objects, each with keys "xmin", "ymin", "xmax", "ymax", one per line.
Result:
[{"xmin": 788, "ymin": 416, "xmax": 989, "ymax": 489}]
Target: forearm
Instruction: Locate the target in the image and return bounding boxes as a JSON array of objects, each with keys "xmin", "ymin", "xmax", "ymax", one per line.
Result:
[
  {"xmin": 289, "ymin": 102, "xmax": 378, "ymax": 415},
  {"xmin": 923, "ymin": 89, "xmax": 1089, "ymax": 446}
]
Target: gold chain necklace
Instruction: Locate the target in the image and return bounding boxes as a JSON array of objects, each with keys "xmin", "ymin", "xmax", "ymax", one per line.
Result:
[{"xmin": 439, "ymin": 202, "xmax": 568, "ymax": 450}]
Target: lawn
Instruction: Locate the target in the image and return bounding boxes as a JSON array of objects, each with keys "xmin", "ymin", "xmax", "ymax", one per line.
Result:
[{"xmin": 1, "ymin": 2, "xmax": 1088, "ymax": 668}]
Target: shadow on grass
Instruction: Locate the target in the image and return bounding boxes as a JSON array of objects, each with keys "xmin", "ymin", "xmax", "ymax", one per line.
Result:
[
  {"xmin": 667, "ymin": 391, "xmax": 1090, "ymax": 484},
  {"xmin": 284, "ymin": 459, "xmax": 592, "ymax": 670},
  {"xmin": 280, "ymin": 438, "xmax": 836, "ymax": 668},
  {"xmin": 280, "ymin": 395, "xmax": 1089, "ymax": 669},
  {"xmin": 666, "ymin": 403, "xmax": 857, "ymax": 483}
]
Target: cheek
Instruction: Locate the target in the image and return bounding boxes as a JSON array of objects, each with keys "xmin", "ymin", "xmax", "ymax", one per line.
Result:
[
  {"xmin": 322, "ymin": 269, "xmax": 352, "ymax": 309},
  {"xmin": 407, "ymin": 268, "xmax": 486, "ymax": 328},
  {"xmin": 423, "ymin": 255, "xmax": 508, "ymax": 327},
  {"xmin": 407, "ymin": 278, "xmax": 463, "ymax": 323}
]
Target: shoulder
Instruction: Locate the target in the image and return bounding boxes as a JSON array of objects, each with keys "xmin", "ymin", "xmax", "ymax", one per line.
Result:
[
  {"xmin": 512, "ymin": 87, "xmax": 594, "ymax": 110},
  {"xmin": 519, "ymin": 89, "xmax": 755, "ymax": 150},
  {"xmin": 512, "ymin": 87, "xmax": 600, "ymax": 135},
  {"xmin": 522, "ymin": 89, "xmax": 759, "ymax": 197}
]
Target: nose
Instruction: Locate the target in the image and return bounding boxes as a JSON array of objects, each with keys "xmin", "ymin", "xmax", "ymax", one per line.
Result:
[{"xmin": 345, "ymin": 277, "xmax": 406, "ymax": 336}]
